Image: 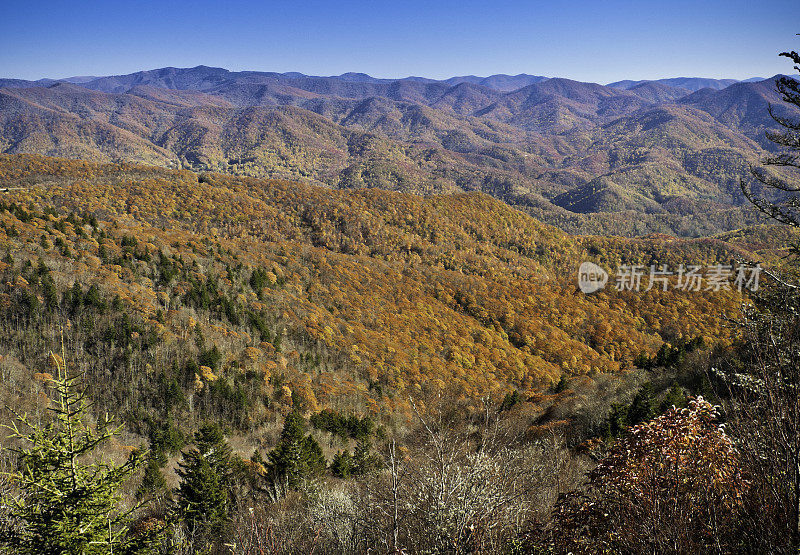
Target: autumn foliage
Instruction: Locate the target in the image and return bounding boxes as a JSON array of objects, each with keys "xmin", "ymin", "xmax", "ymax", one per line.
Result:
[
  {"xmin": 0, "ymin": 154, "xmax": 751, "ymax": 430},
  {"xmin": 552, "ymin": 397, "xmax": 746, "ymax": 553}
]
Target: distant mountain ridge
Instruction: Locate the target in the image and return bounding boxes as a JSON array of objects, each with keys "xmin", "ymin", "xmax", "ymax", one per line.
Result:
[
  {"xmin": 1, "ymin": 65, "xmax": 764, "ymax": 94},
  {"xmin": 0, "ymin": 64, "xmax": 796, "ymax": 237}
]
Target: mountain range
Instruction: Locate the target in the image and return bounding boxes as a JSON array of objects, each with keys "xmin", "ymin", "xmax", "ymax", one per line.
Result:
[
  {"xmin": 0, "ymin": 67, "xmax": 764, "ymax": 93},
  {"xmin": 0, "ymin": 65, "xmax": 796, "ymax": 237}
]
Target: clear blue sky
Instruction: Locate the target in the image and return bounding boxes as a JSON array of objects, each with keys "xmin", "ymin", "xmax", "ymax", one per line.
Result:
[{"xmin": 1, "ymin": 0, "xmax": 798, "ymax": 83}]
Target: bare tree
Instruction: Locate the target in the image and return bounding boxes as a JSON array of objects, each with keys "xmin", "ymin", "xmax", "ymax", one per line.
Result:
[{"xmin": 357, "ymin": 396, "xmax": 577, "ymax": 554}]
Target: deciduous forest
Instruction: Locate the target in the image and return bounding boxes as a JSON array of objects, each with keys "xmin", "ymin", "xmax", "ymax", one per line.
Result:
[{"xmin": 0, "ymin": 20, "xmax": 799, "ymax": 555}]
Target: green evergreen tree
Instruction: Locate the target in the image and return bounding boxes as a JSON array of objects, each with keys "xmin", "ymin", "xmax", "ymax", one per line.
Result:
[
  {"xmin": 266, "ymin": 411, "xmax": 326, "ymax": 489},
  {"xmin": 602, "ymin": 403, "xmax": 629, "ymax": 440},
  {"xmin": 500, "ymin": 390, "xmax": 521, "ymax": 411},
  {"xmin": 660, "ymin": 384, "xmax": 687, "ymax": 413},
  {"xmin": 1, "ymin": 352, "xmax": 155, "ymax": 554},
  {"xmin": 627, "ymin": 382, "xmax": 657, "ymax": 425},
  {"xmin": 136, "ymin": 458, "xmax": 168, "ymax": 502},
  {"xmin": 41, "ymin": 273, "xmax": 59, "ymax": 311},
  {"xmin": 330, "ymin": 450, "xmax": 353, "ymax": 478},
  {"xmin": 174, "ymin": 423, "xmax": 232, "ymax": 539},
  {"xmin": 304, "ymin": 434, "xmax": 326, "ymax": 474},
  {"xmin": 633, "ymin": 352, "xmax": 652, "ymax": 370},
  {"xmin": 198, "ymin": 345, "xmax": 222, "ymax": 372},
  {"xmin": 352, "ymin": 436, "xmax": 381, "ymax": 475}
]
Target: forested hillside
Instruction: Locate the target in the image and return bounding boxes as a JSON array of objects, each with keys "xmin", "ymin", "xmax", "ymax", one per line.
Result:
[{"xmin": 0, "ymin": 153, "xmax": 754, "ymax": 432}]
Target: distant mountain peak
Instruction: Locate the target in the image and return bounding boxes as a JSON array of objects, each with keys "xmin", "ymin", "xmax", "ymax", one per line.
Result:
[
  {"xmin": 607, "ymin": 77, "xmax": 741, "ymax": 92},
  {"xmin": 338, "ymin": 72, "xmax": 373, "ymax": 79}
]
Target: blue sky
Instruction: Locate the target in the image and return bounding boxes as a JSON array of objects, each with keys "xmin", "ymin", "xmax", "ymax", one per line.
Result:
[{"xmin": 1, "ymin": 0, "xmax": 798, "ymax": 83}]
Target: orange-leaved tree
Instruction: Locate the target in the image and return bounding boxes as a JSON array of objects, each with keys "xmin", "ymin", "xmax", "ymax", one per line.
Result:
[{"xmin": 551, "ymin": 397, "xmax": 746, "ymax": 554}]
